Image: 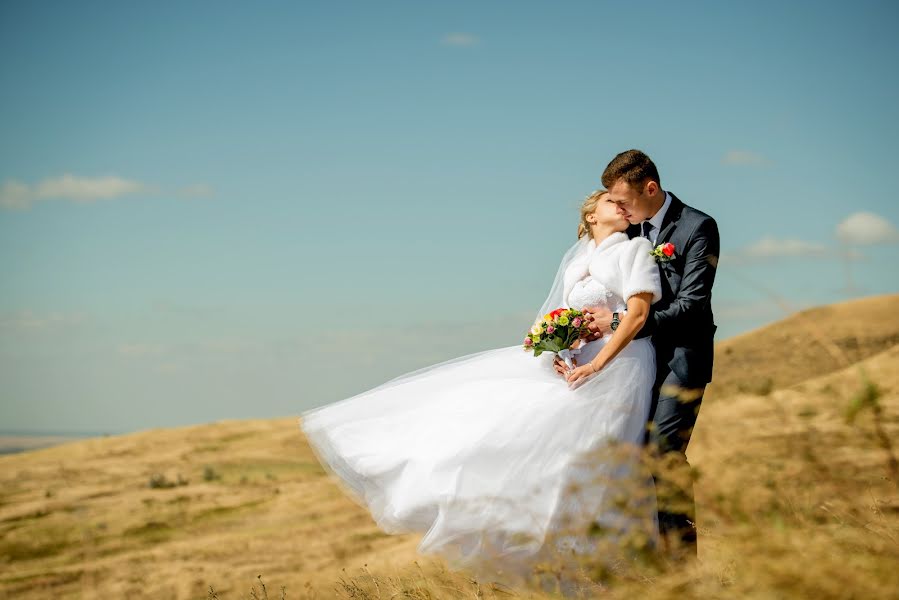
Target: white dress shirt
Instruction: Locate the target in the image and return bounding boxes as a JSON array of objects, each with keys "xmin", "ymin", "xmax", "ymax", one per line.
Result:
[{"xmin": 641, "ymin": 191, "xmax": 672, "ymax": 245}]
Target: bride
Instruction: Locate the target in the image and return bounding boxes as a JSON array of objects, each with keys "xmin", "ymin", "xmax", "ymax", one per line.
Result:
[{"xmin": 299, "ymin": 189, "xmax": 662, "ymax": 590}]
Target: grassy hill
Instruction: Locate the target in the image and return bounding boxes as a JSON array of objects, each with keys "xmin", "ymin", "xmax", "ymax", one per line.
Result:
[
  {"xmin": 0, "ymin": 418, "xmax": 421, "ymax": 598},
  {"xmin": 2, "ymin": 294, "xmax": 898, "ymax": 599},
  {"xmin": 707, "ymin": 293, "xmax": 899, "ymax": 398}
]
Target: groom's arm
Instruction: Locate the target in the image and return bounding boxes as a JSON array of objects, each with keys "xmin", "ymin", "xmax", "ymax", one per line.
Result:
[{"xmin": 640, "ymin": 216, "xmax": 719, "ymax": 337}]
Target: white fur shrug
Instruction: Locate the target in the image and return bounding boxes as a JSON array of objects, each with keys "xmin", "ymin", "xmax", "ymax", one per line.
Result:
[{"xmin": 561, "ymin": 232, "xmax": 662, "ymax": 311}]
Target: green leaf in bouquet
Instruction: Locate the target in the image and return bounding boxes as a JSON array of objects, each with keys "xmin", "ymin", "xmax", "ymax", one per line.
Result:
[{"xmin": 545, "ymin": 336, "xmax": 563, "ymax": 353}]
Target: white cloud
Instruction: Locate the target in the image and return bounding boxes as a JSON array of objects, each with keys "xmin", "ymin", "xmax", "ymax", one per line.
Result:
[
  {"xmin": 836, "ymin": 211, "xmax": 899, "ymax": 245},
  {"xmin": 742, "ymin": 237, "xmax": 827, "ymax": 258},
  {"xmin": 721, "ymin": 150, "xmax": 772, "ymax": 167},
  {"xmin": 36, "ymin": 174, "xmax": 148, "ymax": 202},
  {"xmin": 724, "ymin": 212, "xmax": 898, "ymax": 265},
  {"xmin": 724, "ymin": 237, "xmax": 863, "ymax": 264},
  {"xmin": 0, "ymin": 310, "xmax": 87, "ymax": 331},
  {"xmin": 0, "ymin": 174, "xmax": 213, "ymax": 210},
  {"xmin": 0, "ymin": 180, "xmax": 32, "ymax": 210},
  {"xmin": 1, "ymin": 174, "xmax": 147, "ymax": 210},
  {"xmin": 441, "ymin": 32, "xmax": 479, "ymax": 47}
]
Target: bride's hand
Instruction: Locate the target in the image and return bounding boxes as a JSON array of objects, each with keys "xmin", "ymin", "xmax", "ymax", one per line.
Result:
[
  {"xmin": 566, "ymin": 362, "xmax": 598, "ymax": 387},
  {"xmin": 552, "ymin": 355, "xmax": 574, "ymax": 378}
]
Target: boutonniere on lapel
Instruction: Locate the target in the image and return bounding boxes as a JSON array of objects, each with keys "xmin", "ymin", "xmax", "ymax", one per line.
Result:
[{"xmin": 650, "ymin": 242, "xmax": 676, "ymax": 263}]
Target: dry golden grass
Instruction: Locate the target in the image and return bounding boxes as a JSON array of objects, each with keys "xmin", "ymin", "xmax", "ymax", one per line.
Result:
[
  {"xmin": 1, "ymin": 293, "xmax": 898, "ymax": 599},
  {"xmin": 0, "ymin": 418, "xmax": 422, "ymax": 598},
  {"xmin": 708, "ymin": 293, "xmax": 899, "ymax": 399},
  {"xmin": 0, "ymin": 435, "xmax": 85, "ymax": 455}
]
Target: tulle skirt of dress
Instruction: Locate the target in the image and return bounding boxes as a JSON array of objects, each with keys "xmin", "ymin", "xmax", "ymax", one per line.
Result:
[{"xmin": 299, "ymin": 336, "xmax": 659, "ymax": 587}]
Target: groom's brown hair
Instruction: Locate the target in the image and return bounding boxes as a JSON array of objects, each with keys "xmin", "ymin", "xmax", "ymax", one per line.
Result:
[{"xmin": 601, "ymin": 149, "xmax": 661, "ymax": 190}]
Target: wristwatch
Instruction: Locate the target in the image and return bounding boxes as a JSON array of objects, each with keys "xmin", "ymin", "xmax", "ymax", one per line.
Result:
[{"xmin": 610, "ymin": 312, "xmax": 620, "ymax": 331}]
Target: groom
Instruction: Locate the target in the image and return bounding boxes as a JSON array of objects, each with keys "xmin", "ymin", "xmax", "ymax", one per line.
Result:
[{"xmin": 559, "ymin": 149, "xmax": 720, "ymax": 560}]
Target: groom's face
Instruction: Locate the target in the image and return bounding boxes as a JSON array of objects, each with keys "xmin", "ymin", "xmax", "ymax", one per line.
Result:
[{"xmin": 607, "ymin": 179, "xmax": 656, "ymax": 224}]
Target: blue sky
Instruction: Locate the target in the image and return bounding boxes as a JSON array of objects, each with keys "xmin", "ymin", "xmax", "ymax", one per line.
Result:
[{"xmin": 1, "ymin": 0, "xmax": 898, "ymax": 434}]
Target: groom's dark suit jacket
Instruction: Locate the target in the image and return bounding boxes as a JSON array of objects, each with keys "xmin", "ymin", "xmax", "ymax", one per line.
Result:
[{"xmin": 627, "ymin": 192, "xmax": 720, "ymax": 388}]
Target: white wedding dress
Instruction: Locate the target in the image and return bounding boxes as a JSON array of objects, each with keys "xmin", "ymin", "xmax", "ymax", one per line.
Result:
[{"xmin": 299, "ymin": 232, "xmax": 662, "ymax": 588}]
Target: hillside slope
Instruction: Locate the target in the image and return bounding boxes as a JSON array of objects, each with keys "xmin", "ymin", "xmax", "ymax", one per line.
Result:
[
  {"xmin": 707, "ymin": 293, "xmax": 899, "ymax": 399},
  {"xmin": 0, "ymin": 418, "xmax": 421, "ymax": 598},
  {"xmin": 2, "ymin": 293, "xmax": 898, "ymax": 599}
]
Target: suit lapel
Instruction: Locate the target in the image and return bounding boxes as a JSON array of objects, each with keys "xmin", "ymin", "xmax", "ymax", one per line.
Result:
[{"xmin": 655, "ymin": 193, "xmax": 684, "ymax": 245}]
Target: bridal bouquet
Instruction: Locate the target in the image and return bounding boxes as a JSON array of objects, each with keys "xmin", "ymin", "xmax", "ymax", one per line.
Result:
[{"xmin": 523, "ymin": 308, "xmax": 589, "ymax": 368}]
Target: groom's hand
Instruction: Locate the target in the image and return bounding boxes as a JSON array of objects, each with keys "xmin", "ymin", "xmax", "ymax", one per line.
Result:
[{"xmin": 583, "ymin": 306, "xmax": 614, "ymax": 338}]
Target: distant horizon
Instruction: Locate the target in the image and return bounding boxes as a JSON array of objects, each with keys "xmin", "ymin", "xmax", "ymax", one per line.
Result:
[
  {"xmin": 4, "ymin": 289, "xmax": 897, "ymax": 438},
  {"xmin": 0, "ymin": 428, "xmax": 121, "ymax": 438}
]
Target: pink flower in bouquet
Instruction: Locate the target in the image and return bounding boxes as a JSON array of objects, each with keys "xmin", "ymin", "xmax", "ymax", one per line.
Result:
[
  {"xmin": 662, "ymin": 242, "xmax": 675, "ymax": 257},
  {"xmin": 523, "ymin": 307, "xmax": 587, "ymax": 357}
]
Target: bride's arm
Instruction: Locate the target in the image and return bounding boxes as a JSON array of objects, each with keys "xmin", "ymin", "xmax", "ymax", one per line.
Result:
[{"xmin": 565, "ymin": 292, "xmax": 653, "ymax": 386}]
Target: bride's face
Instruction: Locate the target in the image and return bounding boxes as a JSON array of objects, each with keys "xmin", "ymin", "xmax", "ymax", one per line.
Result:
[{"xmin": 592, "ymin": 194, "xmax": 630, "ymax": 232}]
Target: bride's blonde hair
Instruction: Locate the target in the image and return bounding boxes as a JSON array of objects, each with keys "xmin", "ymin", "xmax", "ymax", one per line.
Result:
[{"xmin": 577, "ymin": 189, "xmax": 608, "ymax": 240}]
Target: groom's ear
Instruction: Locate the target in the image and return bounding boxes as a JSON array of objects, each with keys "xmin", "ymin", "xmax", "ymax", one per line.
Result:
[{"xmin": 644, "ymin": 180, "xmax": 659, "ymax": 196}]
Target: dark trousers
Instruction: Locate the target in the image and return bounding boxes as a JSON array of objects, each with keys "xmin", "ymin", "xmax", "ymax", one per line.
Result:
[{"xmin": 646, "ymin": 367, "xmax": 704, "ymax": 558}]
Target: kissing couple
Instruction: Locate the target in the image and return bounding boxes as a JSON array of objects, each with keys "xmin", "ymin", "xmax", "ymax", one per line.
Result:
[{"xmin": 299, "ymin": 149, "xmax": 720, "ymax": 591}]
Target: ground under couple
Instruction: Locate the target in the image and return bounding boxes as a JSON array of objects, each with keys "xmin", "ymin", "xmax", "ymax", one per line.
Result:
[{"xmin": 299, "ymin": 149, "xmax": 720, "ymax": 592}]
